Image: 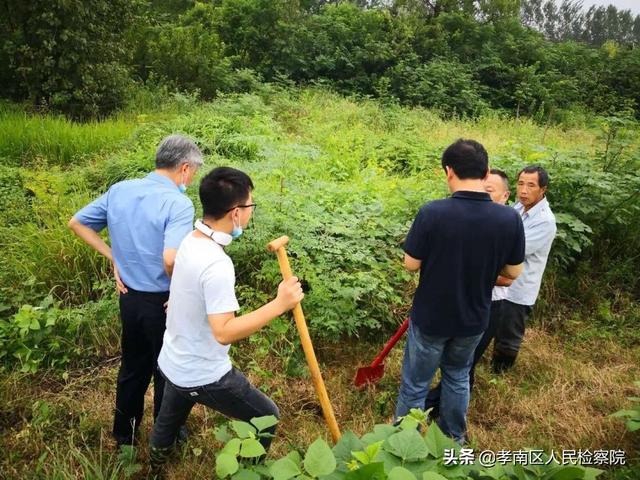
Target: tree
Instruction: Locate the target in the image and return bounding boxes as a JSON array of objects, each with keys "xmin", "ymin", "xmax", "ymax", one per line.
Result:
[{"xmin": 0, "ymin": 0, "xmax": 140, "ymax": 118}]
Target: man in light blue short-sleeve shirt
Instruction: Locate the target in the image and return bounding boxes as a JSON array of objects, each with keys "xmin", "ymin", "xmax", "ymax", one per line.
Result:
[{"xmin": 69, "ymin": 135, "xmax": 203, "ymax": 446}]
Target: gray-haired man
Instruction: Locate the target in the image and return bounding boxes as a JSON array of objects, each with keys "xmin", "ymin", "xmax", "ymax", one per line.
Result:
[{"xmin": 69, "ymin": 135, "xmax": 203, "ymax": 446}]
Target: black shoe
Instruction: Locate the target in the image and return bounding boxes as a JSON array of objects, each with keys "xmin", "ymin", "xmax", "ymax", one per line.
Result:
[
  {"xmin": 150, "ymin": 445, "xmax": 173, "ymax": 476},
  {"xmin": 491, "ymin": 351, "xmax": 517, "ymax": 374}
]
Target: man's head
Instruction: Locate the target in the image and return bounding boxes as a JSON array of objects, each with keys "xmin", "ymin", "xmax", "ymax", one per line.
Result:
[
  {"xmin": 441, "ymin": 139, "xmax": 489, "ymax": 191},
  {"xmin": 485, "ymin": 168, "xmax": 510, "ymax": 204},
  {"xmin": 516, "ymin": 165, "xmax": 548, "ymax": 211},
  {"xmin": 199, "ymin": 167, "xmax": 255, "ymax": 229},
  {"xmin": 155, "ymin": 135, "xmax": 203, "ymax": 188}
]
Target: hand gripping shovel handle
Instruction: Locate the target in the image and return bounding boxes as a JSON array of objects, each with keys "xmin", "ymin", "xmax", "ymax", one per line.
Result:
[
  {"xmin": 267, "ymin": 236, "xmax": 342, "ymax": 443},
  {"xmin": 369, "ymin": 318, "xmax": 409, "ymax": 368}
]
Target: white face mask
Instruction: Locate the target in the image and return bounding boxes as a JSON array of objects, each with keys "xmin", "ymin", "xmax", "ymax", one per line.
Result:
[{"xmin": 194, "ymin": 219, "xmax": 232, "ymax": 246}]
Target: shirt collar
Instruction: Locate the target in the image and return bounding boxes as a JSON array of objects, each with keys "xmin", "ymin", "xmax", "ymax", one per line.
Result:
[
  {"xmin": 514, "ymin": 197, "xmax": 549, "ymax": 219},
  {"xmin": 451, "ymin": 190, "xmax": 492, "ymax": 201},
  {"xmin": 147, "ymin": 171, "xmax": 179, "ymax": 190}
]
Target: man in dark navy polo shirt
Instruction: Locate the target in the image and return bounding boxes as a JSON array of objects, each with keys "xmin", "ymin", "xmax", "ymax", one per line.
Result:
[{"xmin": 394, "ymin": 139, "xmax": 525, "ymax": 444}]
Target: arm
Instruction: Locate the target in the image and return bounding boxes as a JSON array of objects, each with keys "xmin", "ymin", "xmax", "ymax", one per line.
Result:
[
  {"xmin": 69, "ymin": 216, "xmax": 128, "ymax": 294},
  {"xmin": 68, "ymin": 217, "xmax": 113, "ymax": 260},
  {"xmin": 163, "ymin": 200, "xmax": 195, "ymax": 277},
  {"xmin": 404, "ymin": 253, "xmax": 422, "ymax": 272},
  {"xmin": 208, "ymin": 277, "xmax": 303, "ymax": 345},
  {"xmin": 163, "ymin": 248, "xmax": 177, "ymax": 277},
  {"xmin": 524, "ymin": 220, "xmax": 556, "ymax": 257},
  {"xmin": 495, "ymin": 275, "xmax": 514, "ymax": 287},
  {"xmin": 403, "ymin": 207, "xmax": 428, "ymax": 273},
  {"xmin": 500, "ymin": 262, "xmax": 523, "ymax": 280}
]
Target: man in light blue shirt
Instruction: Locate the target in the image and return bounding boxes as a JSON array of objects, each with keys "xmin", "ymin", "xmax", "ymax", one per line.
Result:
[
  {"xmin": 492, "ymin": 165, "xmax": 557, "ymax": 372},
  {"xmin": 68, "ymin": 135, "xmax": 203, "ymax": 446}
]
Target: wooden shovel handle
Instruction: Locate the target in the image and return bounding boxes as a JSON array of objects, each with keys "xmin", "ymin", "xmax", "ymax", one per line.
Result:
[{"xmin": 268, "ymin": 239, "xmax": 342, "ymax": 443}]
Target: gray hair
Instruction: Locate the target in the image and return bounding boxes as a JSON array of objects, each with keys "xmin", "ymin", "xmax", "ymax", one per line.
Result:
[{"xmin": 155, "ymin": 134, "xmax": 203, "ymax": 170}]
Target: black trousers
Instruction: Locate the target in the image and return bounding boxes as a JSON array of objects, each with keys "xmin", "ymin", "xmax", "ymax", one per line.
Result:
[
  {"xmin": 150, "ymin": 368, "xmax": 279, "ymax": 451},
  {"xmin": 493, "ymin": 300, "xmax": 533, "ymax": 357},
  {"xmin": 113, "ymin": 288, "xmax": 169, "ymax": 445}
]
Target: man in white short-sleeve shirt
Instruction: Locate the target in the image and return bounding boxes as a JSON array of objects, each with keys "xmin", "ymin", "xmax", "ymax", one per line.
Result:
[{"xmin": 150, "ymin": 167, "xmax": 303, "ymax": 469}]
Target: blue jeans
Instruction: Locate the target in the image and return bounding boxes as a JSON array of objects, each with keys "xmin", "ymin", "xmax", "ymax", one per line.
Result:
[{"xmin": 394, "ymin": 321, "xmax": 482, "ymax": 443}]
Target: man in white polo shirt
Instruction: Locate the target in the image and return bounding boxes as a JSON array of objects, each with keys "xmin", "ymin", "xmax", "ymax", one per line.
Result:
[
  {"xmin": 149, "ymin": 167, "xmax": 303, "ymax": 468},
  {"xmin": 492, "ymin": 165, "xmax": 556, "ymax": 372}
]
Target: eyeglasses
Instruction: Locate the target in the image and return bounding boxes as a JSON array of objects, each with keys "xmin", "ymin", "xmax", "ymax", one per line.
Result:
[{"xmin": 226, "ymin": 203, "xmax": 257, "ymax": 212}]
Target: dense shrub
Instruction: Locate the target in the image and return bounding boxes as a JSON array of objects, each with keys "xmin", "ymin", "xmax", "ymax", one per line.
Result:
[{"xmin": 0, "ymin": 0, "xmax": 140, "ymax": 119}]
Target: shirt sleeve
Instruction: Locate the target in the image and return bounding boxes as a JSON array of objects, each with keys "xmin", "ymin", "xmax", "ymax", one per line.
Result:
[
  {"xmin": 201, "ymin": 260, "xmax": 240, "ymax": 315},
  {"xmin": 507, "ymin": 213, "xmax": 526, "ymax": 265},
  {"xmin": 403, "ymin": 207, "xmax": 429, "ymax": 260},
  {"xmin": 73, "ymin": 192, "xmax": 109, "ymax": 232},
  {"xmin": 524, "ymin": 219, "xmax": 556, "ymax": 257},
  {"xmin": 164, "ymin": 198, "xmax": 195, "ymax": 250}
]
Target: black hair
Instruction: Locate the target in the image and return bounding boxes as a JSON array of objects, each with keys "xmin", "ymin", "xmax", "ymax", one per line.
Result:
[
  {"xmin": 517, "ymin": 165, "xmax": 549, "ymax": 188},
  {"xmin": 199, "ymin": 167, "xmax": 254, "ymax": 220},
  {"xmin": 441, "ymin": 139, "xmax": 489, "ymax": 180},
  {"xmin": 489, "ymin": 168, "xmax": 510, "ymax": 190}
]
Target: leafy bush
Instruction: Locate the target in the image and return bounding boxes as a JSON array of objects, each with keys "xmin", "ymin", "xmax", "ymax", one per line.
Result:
[
  {"xmin": 387, "ymin": 56, "xmax": 489, "ymax": 117},
  {"xmin": 610, "ymin": 381, "xmax": 640, "ymax": 433},
  {"xmin": 141, "ymin": 2, "xmax": 234, "ymax": 98},
  {"xmin": 211, "ymin": 411, "xmax": 602, "ymax": 479},
  {"xmin": 0, "ymin": 295, "xmax": 119, "ymax": 373}
]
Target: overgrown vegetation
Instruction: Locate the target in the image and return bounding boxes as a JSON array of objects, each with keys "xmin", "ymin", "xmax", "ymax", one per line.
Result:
[
  {"xmin": 1, "ymin": 1, "xmax": 640, "ymax": 120},
  {"xmin": 0, "ymin": 87, "xmax": 638, "ymax": 477}
]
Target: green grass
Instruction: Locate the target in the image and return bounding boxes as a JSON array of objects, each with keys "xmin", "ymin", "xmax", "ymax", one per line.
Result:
[{"xmin": 0, "ymin": 106, "xmax": 135, "ymax": 167}]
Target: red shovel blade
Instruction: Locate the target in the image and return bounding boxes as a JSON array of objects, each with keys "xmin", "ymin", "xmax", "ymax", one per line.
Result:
[
  {"xmin": 354, "ymin": 364, "xmax": 385, "ymax": 388},
  {"xmin": 353, "ymin": 318, "xmax": 409, "ymax": 389}
]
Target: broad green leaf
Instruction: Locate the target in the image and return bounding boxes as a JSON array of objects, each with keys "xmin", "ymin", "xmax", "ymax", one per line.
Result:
[
  {"xmin": 385, "ymin": 429, "xmax": 429, "ymax": 461},
  {"xmin": 626, "ymin": 419, "xmax": 640, "ymax": 431},
  {"xmin": 232, "ymin": 468, "xmax": 261, "ymax": 480},
  {"xmin": 583, "ymin": 467, "xmax": 604, "ymax": 480},
  {"xmin": 304, "ymin": 438, "xmax": 337, "ymax": 477},
  {"xmin": 423, "ymin": 424, "xmax": 456, "ymax": 458},
  {"xmin": 286, "ymin": 450, "xmax": 303, "ymax": 466},
  {"xmin": 546, "ymin": 466, "xmax": 586, "ymax": 480},
  {"xmin": 270, "ymin": 456, "xmax": 302, "ymax": 480},
  {"xmin": 215, "ymin": 425, "xmax": 233, "ymax": 443},
  {"xmin": 222, "ymin": 438, "xmax": 242, "ymax": 456},
  {"xmin": 352, "ymin": 450, "xmax": 370, "ymax": 464},
  {"xmin": 422, "ymin": 473, "xmax": 448, "ymax": 480},
  {"xmin": 231, "ymin": 420, "xmax": 257, "ymax": 439},
  {"xmin": 216, "ymin": 452, "xmax": 239, "ymax": 478},
  {"xmin": 388, "ymin": 466, "xmax": 417, "ymax": 480},
  {"xmin": 240, "ymin": 438, "xmax": 266, "ymax": 458},
  {"xmin": 399, "ymin": 416, "xmax": 420, "ymax": 431},
  {"xmin": 364, "ymin": 441, "xmax": 385, "ymax": 462},
  {"xmin": 333, "ymin": 431, "xmax": 363, "ymax": 464},
  {"xmin": 361, "ymin": 424, "xmax": 398, "ymax": 445},
  {"xmin": 251, "ymin": 415, "xmax": 279, "ymax": 432},
  {"xmin": 344, "ymin": 462, "xmax": 386, "ymax": 480},
  {"xmin": 609, "ymin": 409, "xmax": 637, "ymax": 417}
]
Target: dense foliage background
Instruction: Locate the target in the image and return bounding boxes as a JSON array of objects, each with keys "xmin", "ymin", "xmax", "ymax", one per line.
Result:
[{"xmin": 1, "ymin": 0, "xmax": 640, "ymax": 120}]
